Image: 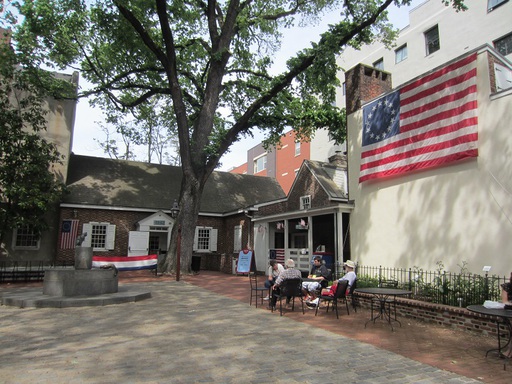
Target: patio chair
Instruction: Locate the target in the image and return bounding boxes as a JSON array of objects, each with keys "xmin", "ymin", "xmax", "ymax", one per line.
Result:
[
  {"xmin": 272, "ymin": 278, "xmax": 304, "ymax": 316},
  {"xmin": 315, "ymin": 279, "xmax": 349, "ymax": 319},
  {"xmin": 249, "ymin": 272, "xmax": 267, "ymax": 308},
  {"xmin": 348, "ymin": 279, "xmax": 359, "ymax": 312}
]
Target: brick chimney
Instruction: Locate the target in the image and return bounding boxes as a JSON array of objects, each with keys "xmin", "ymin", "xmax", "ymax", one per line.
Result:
[
  {"xmin": 328, "ymin": 151, "xmax": 347, "ymax": 169},
  {"xmin": 345, "ymin": 64, "xmax": 392, "ymax": 115}
]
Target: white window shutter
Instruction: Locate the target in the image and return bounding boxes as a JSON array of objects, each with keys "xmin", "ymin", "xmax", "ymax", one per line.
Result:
[
  {"xmin": 82, "ymin": 224, "xmax": 92, "ymax": 247},
  {"xmin": 210, "ymin": 229, "xmax": 218, "ymax": 252},
  {"xmin": 193, "ymin": 227, "xmax": 199, "ymax": 251},
  {"xmin": 106, "ymin": 224, "xmax": 116, "ymax": 250},
  {"xmin": 233, "ymin": 225, "xmax": 242, "ymax": 251}
]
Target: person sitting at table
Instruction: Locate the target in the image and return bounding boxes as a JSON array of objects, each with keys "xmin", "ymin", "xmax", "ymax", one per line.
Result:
[
  {"xmin": 339, "ymin": 260, "xmax": 357, "ymax": 291},
  {"xmin": 269, "ymin": 258, "xmax": 302, "ymax": 310},
  {"xmin": 263, "ymin": 259, "xmax": 285, "ymax": 300},
  {"xmin": 306, "ymin": 260, "xmax": 358, "ymax": 309},
  {"xmin": 501, "ymin": 272, "xmax": 512, "ymax": 357},
  {"xmin": 302, "ymin": 256, "xmax": 330, "ymax": 306}
]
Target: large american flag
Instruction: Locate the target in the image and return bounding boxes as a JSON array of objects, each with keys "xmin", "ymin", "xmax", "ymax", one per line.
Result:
[
  {"xmin": 359, "ymin": 53, "xmax": 478, "ymax": 183},
  {"xmin": 60, "ymin": 219, "xmax": 79, "ymax": 249}
]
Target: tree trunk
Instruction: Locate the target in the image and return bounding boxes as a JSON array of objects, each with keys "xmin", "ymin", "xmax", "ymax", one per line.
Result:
[{"xmin": 159, "ymin": 169, "xmax": 204, "ymax": 275}]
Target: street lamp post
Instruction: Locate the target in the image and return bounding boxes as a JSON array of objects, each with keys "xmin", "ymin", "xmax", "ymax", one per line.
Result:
[{"xmin": 170, "ymin": 199, "xmax": 181, "ymax": 282}]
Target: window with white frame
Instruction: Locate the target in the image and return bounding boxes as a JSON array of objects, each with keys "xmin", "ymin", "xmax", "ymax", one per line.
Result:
[
  {"xmin": 373, "ymin": 58, "xmax": 384, "ymax": 70},
  {"xmin": 488, "ymin": 0, "xmax": 508, "ymax": 12},
  {"xmin": 425, "ymin": 25, "xmax": 440, "ymax": 55},
  {"xmin": 81, "ymin": 223, "xmax": 116, "ymax": 251},
  {"xmin": 253, "ymin": 154, "xmax": 267, "ymax": 173},
  {"xmin": 294, "ymin": 141, "xmax": 301, "ymax": 156},
  {"xmin": 395, "ymin": 44, "xmax": 408, "ymax": 64},
  {"xmin": 300, "ymin": 195, "xmax": 311, "ymax": 210},
  {"xmin": 233, "ymin": 225, "xmax": 242, "ymax": 252},
  {"xmin": 12, "ymin": 225, "xmax": 40, "ymax": 249},
  {"xmin": 193, "ymin": 227, "xmax": 218, "ymax": 253},
  {"xmin": 495, "ymin": 32, "xmax": 512, "ymax": 57},
  {"xmin": 342, "ymin": 82, "xmax": 346, "ymax": 96}
]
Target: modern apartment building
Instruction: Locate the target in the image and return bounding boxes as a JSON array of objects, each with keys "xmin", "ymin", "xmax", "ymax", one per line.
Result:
[
  {"xmin": 230, "ymin": 0, "xmax": 512, "ymax": 194},
  {"xmin": 335, "ymin": 0, "xmax": 512, "ymax": 108},
  {"xmin": 229, "ymin": 129, "xmax": 312, "ymax": 194}
]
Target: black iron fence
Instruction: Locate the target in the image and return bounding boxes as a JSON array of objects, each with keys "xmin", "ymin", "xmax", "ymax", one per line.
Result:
[{"xmin": 336, "ymin": 264, "xmax": 508, "ymax": 308}]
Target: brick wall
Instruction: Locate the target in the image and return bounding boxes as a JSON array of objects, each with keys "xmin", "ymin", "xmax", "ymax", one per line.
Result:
[
  {"xmin": 356, "ymin": 294, "xmax": 502, "ymax": 337},
  {"xmin": 57, "ymin": 208, "xmax": 249, "ymax": 272},
  {"xmin": 345, "ymin": 64, "xmax": 392, "ymax": 115}
]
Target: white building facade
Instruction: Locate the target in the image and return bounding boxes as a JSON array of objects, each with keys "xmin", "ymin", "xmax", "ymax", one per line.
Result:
[
  {"xmin": 335, "ymin": 0, "xmax": 512, "ymax": 110},
  {"xmin": 346, "ymin": 47, "xmax": 512, "ymax": 275}
]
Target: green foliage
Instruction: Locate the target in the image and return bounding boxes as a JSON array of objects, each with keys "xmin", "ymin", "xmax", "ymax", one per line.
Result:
[
  {"xmin": 6, "ymin": 0, "xmax": 467, "ymax": 272},
  {"xmin": 354, "ymin": 274, "xmax": 380, "ymax": 288},
  {"xmin": 0, "ymin": 41, "xmax": 67, "ymax": 244},
  {"xmin": 357, "ymin": 260, "xmax": 503, "ymax": 307}
]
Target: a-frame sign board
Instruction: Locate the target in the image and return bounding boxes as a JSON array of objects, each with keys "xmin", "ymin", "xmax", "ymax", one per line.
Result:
[{"xmin": 236, "ymin": 249, "xmax": 256, "ymax": 275}]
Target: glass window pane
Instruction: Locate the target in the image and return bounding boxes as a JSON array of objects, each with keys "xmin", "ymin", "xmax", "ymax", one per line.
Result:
[
  {"xmin": 373, "ymin": 58, "xmax": 384, "ymax": 70},
  {"xmin": 91, "ymin": 224, "xmax": 107, "ymax": 248},
  {"xmin": 425, "ymin": 26, "xmax": 440, "ymax": 55},
  {"xmin": 395, "ymin": 44, "xmax": 408, "ymax": 63},
  {"xmin": 495, "ymin": 33, "xmax": 512, "ymax": 56},
  {"xmin": 15, "ymin": 225, "xmax": 39, "ymax": 248},
  {"xmin": 488, "ymin": 0, "xmax": 508, "ymax": 12}
]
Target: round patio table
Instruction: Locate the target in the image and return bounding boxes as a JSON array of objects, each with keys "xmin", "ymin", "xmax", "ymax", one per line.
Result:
[
  {"xmin": 355, "ymin": 287, "xmax": 412, "ymax": 331},
  {"xmin": 467, "ymin": 304, "xmax": 512, "ymax": 358}
]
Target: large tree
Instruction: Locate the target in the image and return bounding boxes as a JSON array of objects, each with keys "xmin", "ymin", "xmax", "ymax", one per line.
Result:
[{"xmin": 10, "ymin": 0, "xmax": 466, "ymax": 274}]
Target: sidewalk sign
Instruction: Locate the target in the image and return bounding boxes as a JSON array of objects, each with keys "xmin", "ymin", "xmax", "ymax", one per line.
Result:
[{"xmin": 236, "ymin": 249, "xmax": 256, "ymax": 274}]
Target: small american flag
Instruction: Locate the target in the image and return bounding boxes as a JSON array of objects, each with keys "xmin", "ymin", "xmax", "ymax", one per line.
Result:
[
  {"xmin": 60, "ymin": 219, "xmax": 79, "ymax": 249},
  {"xmin": 360, "ymin": 53, "xmax": 478, "ymax": 182}
]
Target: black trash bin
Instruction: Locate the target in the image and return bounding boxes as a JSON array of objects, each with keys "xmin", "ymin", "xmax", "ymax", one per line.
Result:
[{"xmin": 191, "ymin": 255, "xmax": 201, "ymax": 273}]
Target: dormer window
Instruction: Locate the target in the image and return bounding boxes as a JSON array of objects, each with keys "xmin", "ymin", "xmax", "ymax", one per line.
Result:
[{"xmin": 300, "ymin": 195, "xmax": 311, "ymax": 210}]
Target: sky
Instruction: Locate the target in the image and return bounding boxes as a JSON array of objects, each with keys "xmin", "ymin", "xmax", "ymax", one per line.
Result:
[{"xmin": 70, "ymin": 0, "xmax": 425, "ymax": 171}]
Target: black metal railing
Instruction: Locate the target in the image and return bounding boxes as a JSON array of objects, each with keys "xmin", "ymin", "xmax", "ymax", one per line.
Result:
[
  {"xmin": 336, "ymin": 264, "xmax": 508, "ymax": 308},
  {"xmin": 0, "ymin": 260, "xmax": 72, "ymax": 283}
]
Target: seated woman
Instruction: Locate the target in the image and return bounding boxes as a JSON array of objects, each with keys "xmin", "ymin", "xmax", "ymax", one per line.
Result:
[{"xmin": 501, "ymin": 272, "xmax": 512, "ymax": 357}]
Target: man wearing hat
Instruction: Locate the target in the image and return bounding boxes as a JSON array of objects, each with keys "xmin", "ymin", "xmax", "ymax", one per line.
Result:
[{"xmin": 339, "ymin": 260, "xmax": 357, "ymax": 289}]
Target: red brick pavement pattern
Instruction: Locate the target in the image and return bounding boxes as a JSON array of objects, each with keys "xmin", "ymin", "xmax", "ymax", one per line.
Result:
[{"xmin": 3, "ymin": 269, "xmax": 511, "ymax": 383}]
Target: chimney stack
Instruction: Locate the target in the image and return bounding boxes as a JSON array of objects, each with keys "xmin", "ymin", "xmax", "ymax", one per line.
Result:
[
  {"xmin": 328, "ymin": 151, "xmax": 348, "ymax": 169},
  {"xmin": 344, "ymin": 64, "xmax": 392, "ymax": 115}
]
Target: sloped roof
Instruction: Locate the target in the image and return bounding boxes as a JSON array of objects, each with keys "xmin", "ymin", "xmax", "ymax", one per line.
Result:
[
  {"xmin": 295, "ymin": 160, "xmax": 348, "ymax": 200},
  {"xmin": 63, "ymin": 154, "xmax": 285, "ymax": 214}
]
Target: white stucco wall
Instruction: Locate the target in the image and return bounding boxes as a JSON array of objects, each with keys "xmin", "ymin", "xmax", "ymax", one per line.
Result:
[
  {"xmin": 347, "ymin": 49, "xmax": 512, "ymax": 275},
  {"xmin": 336, "ymin": 0, "xmax": 512, "ymax": 109}
]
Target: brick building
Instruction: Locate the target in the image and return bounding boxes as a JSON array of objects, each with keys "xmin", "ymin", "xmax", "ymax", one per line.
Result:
[{"xmin": 55, "ymin": 154, "xmax": 285, "ymax": 272}]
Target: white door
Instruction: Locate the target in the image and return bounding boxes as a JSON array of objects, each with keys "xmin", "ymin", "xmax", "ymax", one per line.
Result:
[{"xmin": 128, "ymin": 231, "xmax": 150, "ymax": 256}]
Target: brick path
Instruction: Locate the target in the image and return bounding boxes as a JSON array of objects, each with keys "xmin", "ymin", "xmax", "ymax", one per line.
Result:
[
  {"xmin": 0, "ymin": 269, "xmax": 510, "ymax": 383},
  {"xmin": 182, "ymin": 271, "xmax": 512, "ymax": 383}
]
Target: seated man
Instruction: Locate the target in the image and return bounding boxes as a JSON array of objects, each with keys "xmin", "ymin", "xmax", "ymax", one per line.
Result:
[
  {"xmin": 269, "ymin": 258, "xmax": 302, "ymax": 310},
  {"xmin": 339, "ymin": 260, "xmax": 357, "ymax": 291},
  {"xmin": 263, "ymin": 259, "xmax": 285, "ymax": 300},
  {"xmin": 302, "ymin": 256, "xmax": 330, "ymax": 306}
]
